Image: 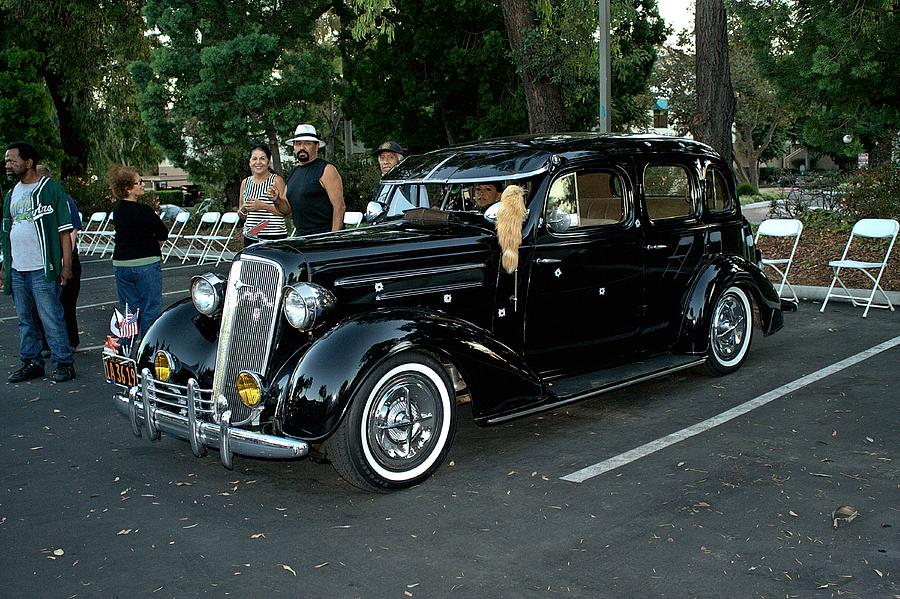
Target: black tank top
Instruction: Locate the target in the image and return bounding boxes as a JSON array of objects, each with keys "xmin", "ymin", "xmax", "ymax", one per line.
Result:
[{"xmin": 286, "ymin": 158, "xmax": 332, "ymax": 235}]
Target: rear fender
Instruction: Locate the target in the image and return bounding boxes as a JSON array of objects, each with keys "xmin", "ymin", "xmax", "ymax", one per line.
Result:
[
  {"xmin": 278, "ymin": 308, "xmax": 545, "ymax": 442},
  {"xmin": 675, "ymin": 255, "xmax": 783, "ymax": 354}
]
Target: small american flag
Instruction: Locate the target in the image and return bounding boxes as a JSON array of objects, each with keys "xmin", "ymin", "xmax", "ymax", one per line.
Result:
[{"xmin": 121, "ymin": 304, "xmax": 140, "ymax": 339}]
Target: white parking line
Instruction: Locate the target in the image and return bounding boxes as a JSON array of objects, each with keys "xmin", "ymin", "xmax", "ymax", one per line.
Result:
[
  {"xmin": 81, "ymin": 263, "xmax": 206, "ymax": 282},
  {"xmin": 0, "ymin": 289, "xmax": 189, "ymax": 323},
  {"xmin": 561, "ymin": 334, "xmax": 900, "ymax": 483},
  {"xmin": 76, "ymin": 343, "xmax": 106, "ymax": 353}
]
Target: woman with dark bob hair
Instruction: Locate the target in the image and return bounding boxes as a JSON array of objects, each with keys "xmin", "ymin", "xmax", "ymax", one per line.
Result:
[
  {"xmin": 237, "ymin": 143, "xmax": 290, "ymax": 247},
  {"xmin": 108, "ymin": 164, "xmax": 168, "ymax": 334}
]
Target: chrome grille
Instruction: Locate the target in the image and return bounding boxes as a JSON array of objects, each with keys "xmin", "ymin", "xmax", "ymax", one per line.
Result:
[{"xmin": 212, "ymin": 256, "xmax": 284, "ymax": 423}]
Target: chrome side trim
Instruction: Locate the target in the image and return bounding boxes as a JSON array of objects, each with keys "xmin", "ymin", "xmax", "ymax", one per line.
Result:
[
  {"xmin": 212, "ymin": 260, "xmax": 242, "ymax": 416},
  {"xmin": 381, "ymin": 166, "xmax": 549, "ymax": 186},
  {"xmin": 485, "ymin": 359, "xmax": 706, "ymax": 424},
  {"xmin": 423, "ymin": 154, "xmax": 457, "ymax": 180},
  {"xmin": 335, "ymin": 263, "xmax": 483, "ymax": 288},
  {"xmin": 377, "ymin": 281, "xmax": 483, "ymax": 301}
]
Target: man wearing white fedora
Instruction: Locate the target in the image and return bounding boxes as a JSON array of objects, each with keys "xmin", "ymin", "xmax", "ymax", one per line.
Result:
[{"xmin": 283, "ymin": 124, "xmax": 345, "ymax": 235}]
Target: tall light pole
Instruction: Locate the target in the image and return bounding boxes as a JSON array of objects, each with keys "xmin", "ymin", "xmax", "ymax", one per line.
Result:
[{"xmin": 598, "ymin": 0, "xmax": 611, "ymax": 133}]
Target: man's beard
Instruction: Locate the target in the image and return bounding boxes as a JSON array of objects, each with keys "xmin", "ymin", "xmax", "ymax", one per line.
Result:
[
  {"xmin": 296, "ymin": 150, "xmax": 310, "ymax": 163},
  {"xmin": 6, "ymin": 170, "xmax": 21, "ymax": 182}
]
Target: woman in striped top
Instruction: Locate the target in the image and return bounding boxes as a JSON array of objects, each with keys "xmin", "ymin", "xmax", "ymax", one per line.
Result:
[{"xmin": 237, "ymin": 144, "xmax": 290, "ymax": 247}]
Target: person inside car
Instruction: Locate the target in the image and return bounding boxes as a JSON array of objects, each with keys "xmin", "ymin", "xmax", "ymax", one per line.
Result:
[{"xmin": 474, "ymin": 182, "xmax": 503, "ymax": 211}]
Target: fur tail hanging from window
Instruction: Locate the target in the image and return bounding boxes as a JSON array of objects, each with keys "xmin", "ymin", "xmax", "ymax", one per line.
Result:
[{"xmin": 496, "ymin": 185, "xmax": 526, "ymax": 274}]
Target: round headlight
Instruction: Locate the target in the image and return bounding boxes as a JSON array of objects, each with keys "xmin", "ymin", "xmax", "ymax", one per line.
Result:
[
  {"xmin": 282, "ymin": 283, "xmax": 336, "ymax": 331},
  {"xmin": 191, "ymin": 273, "xmax": 224, "ymax": 316},
  {"xmin": 235, "ymin": 371, "xmax": 263, "ymax": 408},
  {"xmin": 154, "ymin": 350, "xmax": 174, "ymax": 382}
]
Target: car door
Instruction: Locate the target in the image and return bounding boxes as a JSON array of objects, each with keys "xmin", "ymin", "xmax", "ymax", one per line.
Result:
[
  {"xmin": 524, "ymin": 165, "xmax": 643, "ymax": 376},
  {"xmin": 639, "ymin": 160, "xmax": 708, "ymax": 351}
]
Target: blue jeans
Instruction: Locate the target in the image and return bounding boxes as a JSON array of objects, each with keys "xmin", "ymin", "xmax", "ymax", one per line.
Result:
[
  {"xmin": 114, "ymin": 262, "xmax": 163, "ymax": 335},
  {"xmin": 11, "ymin": 269, "xmax": 74, "ymax": 367}
]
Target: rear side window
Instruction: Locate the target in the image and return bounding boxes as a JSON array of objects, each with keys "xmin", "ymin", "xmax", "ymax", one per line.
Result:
[
  {"xmin": 545, "ymin": 170, "xmax": 626, "ymax": 230},
  {"xmin": 705, "ymin": 169, "xmax": 733, "ymax": 213},
  {"xmin": 643, "ymin": 164, "xmax": 694, "ymax": 220}
]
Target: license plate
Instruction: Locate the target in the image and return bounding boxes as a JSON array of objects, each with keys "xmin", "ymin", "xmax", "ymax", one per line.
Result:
[{"xmin": 103, "ymin": 355, "xmax": 138, "ymax": 387}]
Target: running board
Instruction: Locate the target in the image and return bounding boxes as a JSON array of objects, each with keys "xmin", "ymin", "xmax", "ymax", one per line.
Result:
[{"xmin": 486, "ymin": 354, "xmax": 706, "ymax": 424}]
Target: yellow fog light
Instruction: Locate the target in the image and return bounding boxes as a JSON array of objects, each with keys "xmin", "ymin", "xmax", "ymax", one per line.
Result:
[
  {"xmin": 236, "ymin": 371, "xmax": 263, "ymax": 408},
  {"xmin": 154, "ymin": 351, "xmax": 174, "ymax": 382}
]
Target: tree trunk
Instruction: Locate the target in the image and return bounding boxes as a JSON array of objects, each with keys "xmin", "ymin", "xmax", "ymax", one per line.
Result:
[
  {"xmin": 266, "ymin": 125, "xmax": 283, "ymax": 176},
  {"xmin": 499, "ymin": 0, "xmax": 566, "ymax": 133},
  {"xmin": 41, "ymin": 68, "xmax": 89, "ymax": 177},
  {"xmin": 695, "ymin": 0, "xmax": 735, "ymax": 166}
]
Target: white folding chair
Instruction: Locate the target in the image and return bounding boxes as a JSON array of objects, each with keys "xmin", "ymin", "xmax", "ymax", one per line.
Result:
[
  {"xmin": 181, "ymin": 211, "xmax": 222, "ymax": 264},
  {"xmin": 78, "ymin": 211, "xmax": 107, "ymax": 254},
  {"xmin": 820, "ymin": 218, "xmax": 899, "ymax": 318},
  {"xmin": 343, "ymin": 211, "xmax": 363, "ymax": 228},
  {"xmin": 162, "ymin": 211, "xmax": 191, "ymax": 262},
  {"xmin": 89, "ymin": 212, "xmax": 116, "ymax": 257},
  {"xmin": 199, "ymin": 211, "xmax": 240, "ymax": 266},
  {"xmin": 755, "ymin": 218, "xmax": 803, "ymax": 302}
]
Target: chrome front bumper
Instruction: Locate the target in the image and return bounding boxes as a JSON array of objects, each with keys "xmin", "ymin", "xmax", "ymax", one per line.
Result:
[{"xmin": 112, "ymin": 368, "xmax": 309, "ymax": 469}]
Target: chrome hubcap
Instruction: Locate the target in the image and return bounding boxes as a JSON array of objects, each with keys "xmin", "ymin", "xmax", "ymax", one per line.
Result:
[
  {"xmin": 367, "ymin": 373, "xmax": 438, "ymax": 468},
  {"xmin": 712, "ymin": 294, "xmax": 747, "ymax": 360}
]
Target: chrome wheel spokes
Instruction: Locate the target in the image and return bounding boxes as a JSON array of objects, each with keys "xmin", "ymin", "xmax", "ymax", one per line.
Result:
[
  {"xmin": 713, "ymin": 294, "xmax": 747, "ymax": 360},
  {"xmin": 368, "ymin": 374, "xmax": 438, "ymax": 466}
]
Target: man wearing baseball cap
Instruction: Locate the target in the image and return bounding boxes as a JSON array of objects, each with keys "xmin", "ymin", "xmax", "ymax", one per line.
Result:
[
  {"xmin": 284, "ymin": 124, "xmax": 345, "ymax": 235},
  {"xmin": 374, "ymin": 141, "xmax": 405, "ymax": 177}
]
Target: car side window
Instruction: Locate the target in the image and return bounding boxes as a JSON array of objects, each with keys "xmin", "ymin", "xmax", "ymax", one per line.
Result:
[
  {"xmin": 643, "ymin": 164, "xmax": 694, "ymax": 220},
  {"xmin": 705, "ymin": 168, "xmax": 733, "ymax": 213},
  {"xmin": 545, "ymin": 170, "xmax": 626, "ymax": 230}
]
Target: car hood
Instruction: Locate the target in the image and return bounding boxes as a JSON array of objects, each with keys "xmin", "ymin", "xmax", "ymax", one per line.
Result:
[{"xmin": 243, "ymin": 220, "xmax": 498, "ymax": 286}]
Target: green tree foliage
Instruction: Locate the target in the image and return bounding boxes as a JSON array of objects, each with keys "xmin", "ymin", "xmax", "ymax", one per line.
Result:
[
  {"xmin": 133, "ymin": 0, "xmax": 337, "ymax": 199},
  {"xmin": 346, "ymin": 0, "xmax": 666, "ymax": 144},
  {"xmin": 648, "ymin": 23, "xmax": 793, "ymax": 186},
  {"xmin": 732, "ymin": 0, "xmax": 900, "ymax": 162},
  {"xmin": 344, "ymin": 0, "xmax": 528, "ymax": 151},
  {"xmin": 0, "ymin": 48, "xmax": 62, "ymax": 167},
  {"xmin": 522, "ymin": 0, "xmax": 668, "ymax": 130},
  {"xmin": 0, "ymin": 0, "xmax": 157, "ymax": 177}
]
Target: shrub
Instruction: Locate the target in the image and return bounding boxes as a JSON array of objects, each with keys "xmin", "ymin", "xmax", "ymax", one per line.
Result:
[
  {"xmin": 61, "ymin": 175, "xmax": 116, "ymax": 216},
  {"xmin": 154, "ymin": 189, "xmax": 185, "ymax": 205},
  {"xmin": 759, "ymin": 167, "xmax": 782, "ymax": 185},
  {"xmin": 736, "ymin": 182, "xmax": 758, "ymax": 197},
  {"xmin": 840, "ymin": 163, "xmax": 900, "ymax": 220},
  {"xmin": 798, "ymin": 208, "xmax": 849, "ymax": 233},
  {"xmin": 331, "ymin": 154, "xmax": 382, "ymax": 213}
]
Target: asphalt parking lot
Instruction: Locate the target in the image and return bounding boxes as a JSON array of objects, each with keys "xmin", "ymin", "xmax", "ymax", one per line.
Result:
[{"xmin": 1, "ymin": 255, "xmax": 898, "ymax": 598}]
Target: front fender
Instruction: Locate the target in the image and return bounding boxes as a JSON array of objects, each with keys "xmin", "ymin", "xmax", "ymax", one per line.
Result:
[
  {"xmin": 675, "ymin": 255, "xmax": 784, "ymax": 354},
  {"xmin": 279, "ymin": 308, "xmax": 545, "ymax": 442},
  {"xmin": 135, "ymin": 298, "xmax": 219, "ymax": 388}
]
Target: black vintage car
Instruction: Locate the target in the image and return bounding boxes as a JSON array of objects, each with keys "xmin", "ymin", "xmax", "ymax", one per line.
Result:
[{"xmin": 104, "ymin": 134, "xmax": 794, "ymax": 491}]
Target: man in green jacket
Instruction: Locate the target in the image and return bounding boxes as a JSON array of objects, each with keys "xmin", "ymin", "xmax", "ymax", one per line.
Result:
[{"xmin": 1, "ymin": 142, "xmax": 76, "ymax": 382}]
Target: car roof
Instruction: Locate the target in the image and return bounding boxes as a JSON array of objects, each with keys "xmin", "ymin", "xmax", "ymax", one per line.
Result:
[{"xmin": 385, "ymin": 133, "xmax": 721, "ymax": 184}]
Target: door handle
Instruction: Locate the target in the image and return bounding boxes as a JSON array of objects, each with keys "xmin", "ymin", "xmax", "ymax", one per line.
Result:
[
  {"xmin": 536, "ymin": 258, "xmax": 561, "ymax": 264},
  {"xmin": 645, "ymin": 244, "xmax": 668, "ymax": 250}
]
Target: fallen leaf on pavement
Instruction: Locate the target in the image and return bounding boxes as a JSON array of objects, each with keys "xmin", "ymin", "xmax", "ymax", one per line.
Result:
[{"xmin": 832, "ymin": 505, "xmax": 859, "ymax": 529}]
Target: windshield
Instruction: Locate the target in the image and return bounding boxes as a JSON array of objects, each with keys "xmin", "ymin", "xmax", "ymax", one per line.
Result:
[{"xmin": 375, "ymin": 179, "xmax": 537, "ymax": 219}]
